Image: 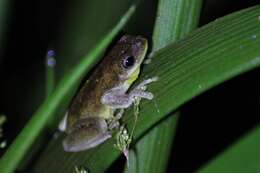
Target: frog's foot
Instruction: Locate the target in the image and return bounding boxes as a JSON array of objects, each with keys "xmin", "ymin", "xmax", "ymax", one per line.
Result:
[
  {"xmin": 115, "ymin": 108, "xmax": 124, "ymax": 120},
  {"xmin": 107, "ymin": 109, "xmax": 124, "ymax": 130},
  {"xmin": 129, "ymin": 76, "xmax": 158, "ymax": 100},
  {"xmin": 107, "ymin": 119, "xmax": 120, "ymax": 130},
  {"xmin": 144, "ymin": 53, "xmax": 154, "ymax": 64},
  {"xmin": 130, "ymin": 89, "xmax": 154, "ymax": 100},
  {"xmin": 134, "ymin": 76, "xmax": 158, "ymax": 90}
]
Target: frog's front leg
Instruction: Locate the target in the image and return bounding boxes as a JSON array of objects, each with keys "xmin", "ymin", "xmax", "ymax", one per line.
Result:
[{"xmin": 101, "ymin": 77, "xmax": 158, "ymax": 109}]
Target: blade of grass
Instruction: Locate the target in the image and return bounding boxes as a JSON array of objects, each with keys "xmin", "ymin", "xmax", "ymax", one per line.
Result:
[
  {"xmin": 198, "ymin": 125, "xmax": 260, "ymax": 173},
  {"xmin": 0, "ymin": 5, "xmax": 136, "ymax": 173},
  {"xmin": 33, "ymin": 5, "xmax": 260, "ymax": 173},
  {"xmin": 56, "ymin": 0, "xmax": 132, "ymax": 79},
  {"xmin": 124, "ymin": 0, "xmax": 202, "ymax": 172},
  {"xmin": 152, "ymin": 0, "xmax": 202, "ymax": 51}
]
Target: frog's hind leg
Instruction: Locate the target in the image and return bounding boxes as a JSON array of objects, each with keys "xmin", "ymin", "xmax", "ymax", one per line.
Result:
[{"xmin": 63, "ymin": 117, "xmax": 111, "ymax": 152}]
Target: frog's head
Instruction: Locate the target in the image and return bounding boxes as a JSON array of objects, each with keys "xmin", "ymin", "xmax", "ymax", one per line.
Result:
[
  {"xmin": 62, "ymin": 117, "xmax": 111, "ymax": 152},
  {"xmin": 106, "ymin": 35, "xmax": 148, "ymax": 85}
]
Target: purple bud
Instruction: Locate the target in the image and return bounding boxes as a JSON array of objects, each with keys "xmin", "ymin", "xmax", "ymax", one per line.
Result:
[
  {"xmin": 46, "ymin": 50, "xmax": 56, "ymax": 67},
  {"xmin": 47, "ymin": 50, "xmax": 55, "ymax": 57}
]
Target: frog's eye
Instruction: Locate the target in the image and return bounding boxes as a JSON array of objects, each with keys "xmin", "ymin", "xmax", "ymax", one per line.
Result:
[{"xmin": 122, "ymin": 56, "xmax": 135, "ymax": 68}]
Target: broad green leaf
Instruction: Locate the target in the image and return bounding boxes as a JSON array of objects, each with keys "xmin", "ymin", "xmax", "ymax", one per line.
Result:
[{"xmin": 33, "ymin": 5, "xmax": 260, "ymax": 173}]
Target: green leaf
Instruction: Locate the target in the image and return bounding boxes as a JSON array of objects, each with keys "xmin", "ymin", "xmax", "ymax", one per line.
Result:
[
  {"xmin": 152, "ymin": 0, "xmax": 202, "ymax": 50},
  {"xmin": 124, "ymin": 0, "xmax": 203, "ymax": 172},
  {"xmin": 0, "ymin": 5, "xmax": 136, "ymax": 173},
  {"xmin": 124, "ymin": 115, "xmax": 179, "ymax": 173},
  {"xmin": 33, "ymin": 5, "xmax": 260, "ymax": 173}
]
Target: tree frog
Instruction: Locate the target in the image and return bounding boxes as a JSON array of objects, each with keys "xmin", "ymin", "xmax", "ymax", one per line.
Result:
[{"xmin": 59, "ymin": 35, "xmax": 157, "ymax": 152}]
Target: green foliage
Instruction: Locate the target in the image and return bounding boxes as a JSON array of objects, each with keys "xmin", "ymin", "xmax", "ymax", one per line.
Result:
[
  {"xmin": 34, "ymin": 5, "xmax": 260, "ymax": 173},
  {"xmin": 1, "ymin": 1, "xmax": 260, "ymax": 173},
  {"xmin": 124, "ymin": 0, "xmax": 202, "ymax": 172}
]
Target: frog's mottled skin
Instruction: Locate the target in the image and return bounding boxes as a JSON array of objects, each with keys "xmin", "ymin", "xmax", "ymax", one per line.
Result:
[{"xmin": 60, "ymin": 35, "xmax": 156, "ymax": 152}]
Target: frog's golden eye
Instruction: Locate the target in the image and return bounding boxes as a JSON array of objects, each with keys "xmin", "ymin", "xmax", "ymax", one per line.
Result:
[{"xmin": 122, "ymin": 55, "xmax": 135, "ymax": 68}]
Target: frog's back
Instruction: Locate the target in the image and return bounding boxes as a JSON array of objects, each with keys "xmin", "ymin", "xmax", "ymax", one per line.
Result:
[
  {"xmin": 67, "ymin": 42, "xmax": 125, "ymax": 130},
  {"xmin": 66, "ymin": 35, "xmax": 147, "ymax": 130}
]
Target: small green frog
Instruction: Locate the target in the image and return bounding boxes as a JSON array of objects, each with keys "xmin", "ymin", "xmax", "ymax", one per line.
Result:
[{"xmin": 59, "ymin": 35, "xmax": 157, "ymax": 152}]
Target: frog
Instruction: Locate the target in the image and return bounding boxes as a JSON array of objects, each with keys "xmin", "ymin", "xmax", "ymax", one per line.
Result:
[{"xmin": 59, "ymin": 35, "xmax": 157, "ymax": 152}]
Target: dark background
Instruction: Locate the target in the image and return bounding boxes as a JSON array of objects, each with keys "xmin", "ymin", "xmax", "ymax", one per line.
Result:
[{"xmin": 0, "ymin": 0, "xmax": 260, "ymax": 172}]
